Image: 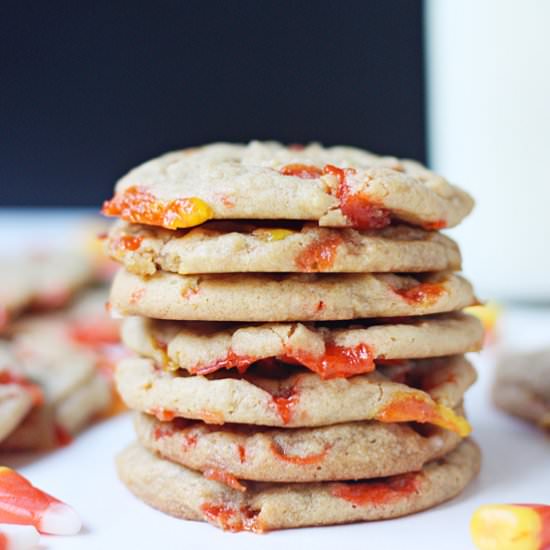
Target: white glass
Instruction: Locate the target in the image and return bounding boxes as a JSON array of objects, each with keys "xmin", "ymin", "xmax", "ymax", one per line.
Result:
[{"xmin": 425, "ymin": 0, "xmax": 550, "ymax": 301}]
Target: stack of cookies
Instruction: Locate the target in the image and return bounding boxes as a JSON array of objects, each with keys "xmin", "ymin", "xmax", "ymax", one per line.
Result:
[{"xmin": 104, "ymin": 142, "xmax": 483, "ymax": 532}]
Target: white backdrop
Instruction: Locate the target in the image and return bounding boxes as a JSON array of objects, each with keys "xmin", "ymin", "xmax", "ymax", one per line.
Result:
[{"xmin": 425, "ymin": 0, "xmax": 550, "ymax": 301}]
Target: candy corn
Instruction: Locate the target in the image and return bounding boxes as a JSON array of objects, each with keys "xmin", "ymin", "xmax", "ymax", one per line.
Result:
[
  {"xmin": 0, "ymin": 467, "xmax": 81, "ymax": 535},
  {"xmin": 0, "ymin": 525, "xmax": 39, "ymax": 550},
  {"xmin": 471, "ymin": 504, "xmax": 550, "ymax": 550}
]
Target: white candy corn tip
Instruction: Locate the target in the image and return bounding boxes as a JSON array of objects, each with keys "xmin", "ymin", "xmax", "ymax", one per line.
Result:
[
  {"xmin": 38, "ymin": 502, "xmax": 82, "ymax": 535},
  {"xmin": 1, "ymin": 525, "xmax": 40, "ymax": 550}
]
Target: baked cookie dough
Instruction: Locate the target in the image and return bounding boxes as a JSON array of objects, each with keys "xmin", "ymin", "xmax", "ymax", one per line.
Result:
[
  {"xmin": 110, "ymin": 269, "xmax": 477, "ymax": 322},
  {"xmin": 0, "ymin": 344, "xmax": 41, "ymax": 442},
  {"xmin": 493, "ymin": 349, "xmax": 550, "ymax": 429},
  {"xmin": 116, "ymin": 438, "xmax": 481, "ymax": 531},
  {"xmin": 135, "ymin": 410, "xmax": 463, "ymax": 482},
  {"xmin": 1, "ymin": 297, "xmax": 117, "ymax": 448},
  {"xmin": 107, "ymin": 221, "xmax": 462, "ymax": 275},
  {"xmin": 115, "ymin": 356, "xmax": 475, "ymax": 433},
  {"xmin": 102, "ymin": 142, "xmax": 474, "ymax": 231},
  {"xmin": 0, "ymin": 253, "xmax": 94, "ymax": 331},
  {"xmin": 121, "ymin": 313, "xmax": 483, "ymax": 377}
]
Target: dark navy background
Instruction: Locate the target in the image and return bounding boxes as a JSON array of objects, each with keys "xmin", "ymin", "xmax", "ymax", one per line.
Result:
[{"xmin": 1, "ymin": 0, "xmax": 426, "ymax": 206}]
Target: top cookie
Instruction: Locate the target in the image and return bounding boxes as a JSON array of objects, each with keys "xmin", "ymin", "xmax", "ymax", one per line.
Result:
[{"xmin": 102, "ymin": 142, "xmax": 474, "ymax": 231}]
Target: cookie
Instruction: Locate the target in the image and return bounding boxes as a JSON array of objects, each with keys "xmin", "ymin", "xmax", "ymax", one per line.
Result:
[
  {"xmin": 122, "ymin": 313, "xmax": 483, "ymax": 378},
  {"xmin": 107, "ymin": 221, "xmax": 462, "ymax": 275},
  {"xmin": 110, "ymin": 269, "xmax": 476, "ymax": 322},
  {"xmin": 11, "ymin": 317, "xmax": 101, "ymax": 405},
  {"xmin": 3, "ymin": 297, "xmax": 117, "ymax": 445},
  {"xmin": 493, "ymin": 349, "xmax": 550, "ymax": 429},
  {"xmin": 102, "ymin": 142, "xmax": 474, "ymax": 231},
  {"xmin": 55, "ymin": 371, "xmax": 111, "ymax": 435},
  {"xmin": 26, "ymin": 253, "xmax": 94, "ymax": 310},
  {"xmin": 116, "ymin": 439, "xmax": 481, "ymax": 531},
  {"xmin": 0, "ymin": 406, "xmax": 57, "ymax": 450},
  {"xmin": 9, "ymin": 287, "xmax": 119, "ymax": 404},
  {"xmin": 0, "ymin": 344, "xmax": 41, "ymax": 442},
  {"xmin": 115, "ymin": 356, "xmax": 475, "ymax": 433},
  {"xmin": 0, "ymin": 385, "xmax": 34, "ymax": 443},
  {"xmin": 0, "ymin": 267, "xmax": 34, "ymax": 332},
  {"xmin": 0, "ymin": 370, "xmax": 111, "ymax": 451},
  {"xmin": 135, "ymin": 409, "xmax": 463, "ymax": 482},
  {"xmin": 0, "ymin": 253, "xmax": 94, "ymax": 331}
]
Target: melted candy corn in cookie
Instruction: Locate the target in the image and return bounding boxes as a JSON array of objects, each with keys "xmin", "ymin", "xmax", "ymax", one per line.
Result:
[
  {"xmin": 134, "ymin": 409, "xmax": 465, "ymax": 482},
  {"xmin": 107, "ymin": 221, "xmax": 462, "ymax": 275},
  {"xmin": 117, "ymin": 439, "xmax": 480, "ymax": 532},
  {"xmin": 110, "ymin": 270, "xmax": 476, "ymax": 322},
  {"xmin": 121, "ymin": 313, "xmax": 483, "ymax": 377},
  {"xmin": 102, "ymin": 142, "xmax": 474, "ymax": 230},
  {"xmin": 105, "ymin": 141, "xmax": 482, "ymax": 531}
]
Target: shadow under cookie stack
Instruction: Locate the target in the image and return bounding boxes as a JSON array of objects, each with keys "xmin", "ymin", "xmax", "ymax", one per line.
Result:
[{"xmin": 103, "ymin": 141, "xmax": 483, "ymax": 532}]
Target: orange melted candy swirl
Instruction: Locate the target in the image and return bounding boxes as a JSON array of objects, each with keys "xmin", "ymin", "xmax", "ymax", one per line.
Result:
[
  {"xmin": 203, "ymin": 469, "xmax": 246, "ymax": 492},
  {"xmin": 294, "ymin": 235, "xmax": 343, "ymax": 271},
  {"xmin": 271, "ymin": 385, "xmax": 300, "ymax": 425},
  {"xmin": 270, "ymin": 441, "xmax": 330, "ymax": 465},
  {"xmin": 200, "ymin": 503, "xmax": 263, "ymax": 533},
  {"xmin": 116, "ymin": 234, "xmax": 143, "ymax": 251},
  {"xmin": 324, "ymin": 164, "xmax": 392, "ymax": 230},
  {"xmin": 331, "ymin": 472, "xmax": 420, "ymax": 506},
  {"xmin": 376, "ymin": 392, "xmax": 471, "ymax": 436},
  {"xmin": 148, "ymin": 408, "xmax": 177, "ymax": 422},
  {"xmin": 102, "ymin": 186, "xmax": 214, "ymax": 230},
  {"xmin": 279, "ymin": 163, "xmax": 393, "ymax": 229},
  {"xmin": 237, "ymin": 445, "xmax": 247, "ymax": 463},
  {"xmin": 423, "ymin": 219, "xmax": 447, "ymax": 230},
  {"xmin": 279, "ymin": 164, "xmax": 322, "ymax": 179},
  {"xmin": 284, "ymin": 343, "xmax": 375, "ymax": 379},
  {"xmin": 392, "ymin": 282, "xmax": 446, "ymax": 306},
  {"xmin": 189, "ymin": 350, "xmax": 256, "ymax": 376},
  {"xmin": 188, "ymin": 343, "xmax": 375, "ymax": 380}
]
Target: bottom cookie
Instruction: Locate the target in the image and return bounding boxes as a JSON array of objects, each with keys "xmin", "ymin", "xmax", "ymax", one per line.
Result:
[{"xmin": 117, "ymin": 439, "xmax": 480, "ymax": 532}]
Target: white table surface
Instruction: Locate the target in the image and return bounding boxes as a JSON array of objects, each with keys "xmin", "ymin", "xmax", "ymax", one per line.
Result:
[{"xmin": 1, "ymin": 210, "xmax": 549, "ymax": 550}]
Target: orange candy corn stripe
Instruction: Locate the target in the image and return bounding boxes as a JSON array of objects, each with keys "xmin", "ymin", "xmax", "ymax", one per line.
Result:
[
  {"xmin": 471, "ymin": 504, "xmax": 550, "ymax": 550},
  {"xmin": 0, "ymin": 467, "xmax": 81, "ymax": 535},
  {"xmin": 375, "ymin": 392, "xmax": 472, "ymax": 436},
  {"xmin": 102, "ymin": 186, "xmax": 214, "ymax": 230}
]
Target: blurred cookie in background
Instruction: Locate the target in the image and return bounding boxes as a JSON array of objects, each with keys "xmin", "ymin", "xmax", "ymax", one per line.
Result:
[
  {"xmin": 0, "ymin": 220, "xmax": 126, "ymax": 450},
  {"xmin": 0, "ymin": 253, "xmax": 94, "ymax": 333},
  {"xmin": 0, "ymin": 288, "xmax": 125, "ymax": 451},
  {"xmin": 0, "ymin": 343, "xmax": 43, "ymax": 443},
  {"xmin": 493, "ymin": 349, "xmax": 550, "ymax": 430}
]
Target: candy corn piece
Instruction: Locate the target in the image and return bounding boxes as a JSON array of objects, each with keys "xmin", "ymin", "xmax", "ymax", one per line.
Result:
[
  {"xmin": 471, "ymin": 504, "xmax": 550, "ymax": 550},
  {"xmin": 0, "ymin": 467, "xmax": 81, "ymax": 535},
  {"xmin": 0, "ymin": 525, "xmax": 39, "ymax": 550}
]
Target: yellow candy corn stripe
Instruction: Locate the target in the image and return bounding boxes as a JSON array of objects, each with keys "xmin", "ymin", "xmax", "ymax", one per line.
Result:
[
  {"xmin": 471, "ymin": 504, "xmax": 550, "ymax": 550},
  {"xmin": 252, "ymin": 228, "xmax": 295, "ymax": 242},
  {"xmin": 376, "ymin": 392, "xmax": 472, "ymax": 437}
]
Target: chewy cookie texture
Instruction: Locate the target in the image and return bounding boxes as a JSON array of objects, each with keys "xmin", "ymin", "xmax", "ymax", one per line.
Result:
[{"xmin": 105, "ymin": 141, "xmax": 482, "ymax": 532}]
